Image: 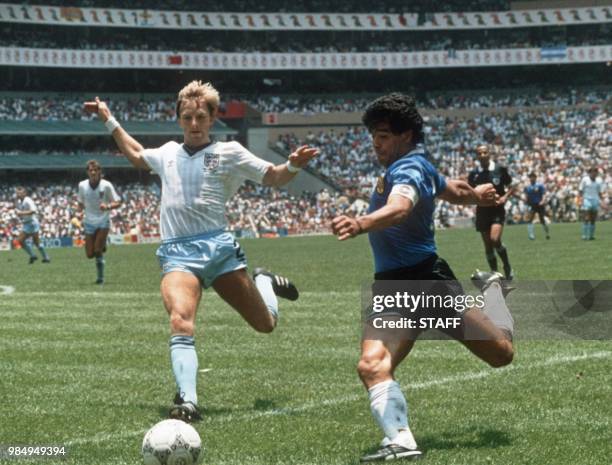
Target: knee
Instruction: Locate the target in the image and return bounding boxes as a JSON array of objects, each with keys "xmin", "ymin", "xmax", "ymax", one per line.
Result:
[
  {"xmin": 487, "ymin": 341, "xmax": 514, "ymax": 368},
  {"xmin": 252, "ymin": 315, "xmax": 276, "ymax": 334},
  {"xmin": 254, "ymin": 323, "xmax": 275, "ymax": 334},
  {"xmin": 170, "ymin": 312, "xmax": 195, "ymax": 336},
  {"xmin": 357, "ymin": 353, "xmax": 390, "ymax": 384}
]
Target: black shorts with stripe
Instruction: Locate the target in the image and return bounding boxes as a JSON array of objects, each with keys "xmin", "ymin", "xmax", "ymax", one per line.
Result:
[{"xmin": 365, "ymin": 255, "xmax": 466, "ymax": 340}]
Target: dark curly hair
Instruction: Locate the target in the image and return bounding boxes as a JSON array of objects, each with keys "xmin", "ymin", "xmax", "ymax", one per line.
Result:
[{"xmin": 362, "ymin": 93, "xmax": 424, "ymax": 144}]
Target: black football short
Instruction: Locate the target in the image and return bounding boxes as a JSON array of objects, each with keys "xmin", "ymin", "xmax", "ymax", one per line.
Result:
[
  {"xmin": 364, "ymin": 255, "xmax": 466, "ymax": 340},
  {"xmin": 475, "ymin": 206, "xmax": 506, "ymax": 232},
  {"xmin": 529, "ymin": 204, "xmax": 545, "ymax": 216}
]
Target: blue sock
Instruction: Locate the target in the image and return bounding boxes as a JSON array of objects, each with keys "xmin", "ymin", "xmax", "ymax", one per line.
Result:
[
  {"xmin": 527, "ymin": 223, "xmax": 535, "ymax": 238},
  {"xmin": 37, "ymin": 245, "xmax": 49, "ymax": 260},
  {"xmin": 255, "ymin": 274, "xmax": 278, "ymax": 320},
  {"xmin": 589, "ymin": 223, "xmax": 595, "ymax": 239},
  {"xmin": 22, "ymin": 242, "xmax": 35, "ymax": 258},
  {"xmin": 581, "ymin": 223, "xmax": 588, "ymax": 238},
  {"xmin": 170, "ymin": 335, "xmax": 198, "ymax": 405},
  {"xmin": 95, "ymin": 256, "xmax": 105, "ymax": 280}
]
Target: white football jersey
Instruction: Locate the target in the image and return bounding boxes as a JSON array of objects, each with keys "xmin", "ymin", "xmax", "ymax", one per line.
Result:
[
  {"xmin": 78, "ymin": 179, "xmax": 121, "ymax": 224},
  {"xmin": 579, "ymin": 176, "xmax": 604, "ymax": 201},
  {"xmin": 17, "ymin": 196, "xmax": 37, "ymax": 223},
  {"xmin": 142, "ymin": 140, "xmax": 272, "ymax": 241}
]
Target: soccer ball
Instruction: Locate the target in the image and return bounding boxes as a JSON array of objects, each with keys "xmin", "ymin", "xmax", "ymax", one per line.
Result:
[{"xmin": 142, "ymin": 419, "xmax": 202, "ymax": 465}]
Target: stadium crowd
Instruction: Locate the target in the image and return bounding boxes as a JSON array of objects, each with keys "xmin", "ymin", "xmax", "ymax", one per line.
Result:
[
  {"xmin": 0, "ymin": 181, "xmax": 356, "ymax": 243},
  {"xmin": 1, "ymin": 88, "xmax": 608, "ymax": 122},
  {"xmin": 0, "ymin": 92, "xmax": 608, "ymax": 242},
  {"xmin": 0, "ymin": 100, "xmax": 608, "ymax": 242},
  {"xmin": 1, "ymin": 23, "xmax": 601, "ymax": 53},
  {"xmin": 275, "ymin": 106, "xmax": 610, "ymax": 224}
]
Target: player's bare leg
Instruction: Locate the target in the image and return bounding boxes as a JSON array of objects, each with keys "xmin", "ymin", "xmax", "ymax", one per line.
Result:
[
  {"xmin": 536, "ymin": 209, "xmax": 550, "ymax": 239},
  {"xmin": 162, "ymin": 271, "xmax": 203, "ymax": 422},
  {"xmin": 30, "ymin": 232, "xmax": 50, "ymax": 263},
  {"xmin": 358, "ymin": 338, "xmax": 422, "ymax": 462},
  {"xmin": 212, "ymin": 270, "xmax": 276, "ymax": 332},
  {"xmin": 92, "ymin": 228, "xmax": 109, "ymax": 284},
  {"xmin": 18, "ymin": 231, "xmax": 37, "ymax": 264}
]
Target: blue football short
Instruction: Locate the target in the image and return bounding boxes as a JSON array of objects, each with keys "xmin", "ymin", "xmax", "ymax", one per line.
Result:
[
  {"xmin": 156, "ymin": 230, "xmax": 247, "ymax": 288},
  {"xmin": 84, "ymin": 219, "xmax": 111, "ymax": 235},
  {"xmin": 582, "ymin": 198, "xmax": 599, "ymax": 212},
  {"xmin": 22, "ymin": 218, "xmax": 40, "ymax": 235}
]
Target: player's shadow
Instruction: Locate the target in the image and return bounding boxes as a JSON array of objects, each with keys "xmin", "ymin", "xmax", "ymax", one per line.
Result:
[
  {"xmin": 253, "ymin": 398, "xmax": 277, "ymax": 411},
  {"xmin": 155, "ymin": 404, "xmax": 235, "ymax": 418},
  {"xmin": 419, "ymin": 428, "xmax": 511, "ymax": 451}
]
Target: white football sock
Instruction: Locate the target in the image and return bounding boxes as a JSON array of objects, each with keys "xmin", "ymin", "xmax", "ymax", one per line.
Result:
[
  {"xmin": 255, "ymin": 274, "xmax": 278, "ymax": 321},
  {"xmin": 483, "ymin": 282, "xmax": 514, "ymax": 335},
  {"xmin": 368, "ymin": 380, "xmax": 417, "ymax": 450}
]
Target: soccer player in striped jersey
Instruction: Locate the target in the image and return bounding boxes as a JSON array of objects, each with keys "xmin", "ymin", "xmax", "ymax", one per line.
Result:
[
  {"xmin": 15, "ymin": 186, "xmax": 50, "ymax": 264},
  {"xmin": 332, "ymin": 94, "xmax": 514, "ymax": 463},
  {"xmin": 85, "ymin": 81, "xmax": 318, "ymax": 422},
  {"xmin": 523, "ymin": 172, "xmax": 550, "ymax": 240},
  {"xmin": 77, "ymin": 160, "xmax": 122, "ymax": 284},
  {"xmin": 579, "ymin": 166, "xmax": 605, "ymax": 240}
]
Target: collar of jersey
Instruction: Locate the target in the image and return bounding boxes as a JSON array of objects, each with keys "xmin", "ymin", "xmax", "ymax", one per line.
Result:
[
  {"xmin": 479, "ymin": 161, "xmax": 496, "ymax": 172},
  {"xmin": 181, "ymin": 141, "xmax": 215, "ymax": 157}
]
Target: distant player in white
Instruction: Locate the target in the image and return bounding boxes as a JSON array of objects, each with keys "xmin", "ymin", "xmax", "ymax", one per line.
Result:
[
  {"xmin": 579, "ymin": 166, "xmax": 605, "ymax": 240},
  {"xmin": 15, "ymin": 186, "xmax": 50, "ymax": 264},
  {"xmin": 85, "ymin": 81, "xmax": 318, "ymax": 422},
  {"xmin": 77, "ymin": 160, "xmax": 122, "ymax": 284}
]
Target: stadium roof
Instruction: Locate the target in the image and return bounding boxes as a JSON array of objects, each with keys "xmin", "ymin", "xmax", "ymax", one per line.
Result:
[{"xmin": 0, "ymin": 119, "xmax": 237, "ymax": 136}]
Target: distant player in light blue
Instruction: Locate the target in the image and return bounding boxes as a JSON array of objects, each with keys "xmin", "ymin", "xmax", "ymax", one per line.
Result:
[
  {"xmin": 86, "ymin": 81, "xmax": 319, "ymax": 423},
  {"xmin": 579, "ymin": 166, "xmax": 605, "ymax": 240},
  {"xmin": 523, "ymin": 172, "xmax": 550, "ymax": 240},
  {"xmin": 15, "ymin": 186, "xmax": 50, "ymax": 264}
]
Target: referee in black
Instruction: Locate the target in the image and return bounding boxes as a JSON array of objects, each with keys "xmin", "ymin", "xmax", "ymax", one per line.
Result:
[{"xmin": 468, "ymin": 144, "xmax": 514, "ymax": 280}]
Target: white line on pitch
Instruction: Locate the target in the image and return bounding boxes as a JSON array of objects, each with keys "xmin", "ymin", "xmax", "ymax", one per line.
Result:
[
  {"xmin": 64, "ymin": 350, "xmax": 611, "ymax": 446},
  {"xmin": 0, "ymin": 285, "xmax": 15, "ymax": 295}
]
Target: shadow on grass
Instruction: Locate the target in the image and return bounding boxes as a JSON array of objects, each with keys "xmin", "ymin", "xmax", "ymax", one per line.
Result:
[
  {"xmin": 420, "ymin": 427, "xmax": 511, "ymax": 451},
  {"xmin": 156, "ymin": 404, "xmax": 235, "ymax": 419}
]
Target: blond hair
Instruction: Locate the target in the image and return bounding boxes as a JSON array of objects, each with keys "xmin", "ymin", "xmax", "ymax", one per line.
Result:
[{"xmin": 176, "ymin": 80, "xmax": 220, "ymax": 118}]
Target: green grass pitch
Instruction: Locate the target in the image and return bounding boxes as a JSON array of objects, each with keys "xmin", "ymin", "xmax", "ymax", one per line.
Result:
[{"xmin": 0, "ymin": 222, "xmax": 610, "ymax": 464}]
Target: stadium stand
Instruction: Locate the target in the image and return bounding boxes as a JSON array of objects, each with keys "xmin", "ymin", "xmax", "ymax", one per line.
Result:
[{"xmin": 0, "ymin": 1, "xmax": 609, "ymax": 249}]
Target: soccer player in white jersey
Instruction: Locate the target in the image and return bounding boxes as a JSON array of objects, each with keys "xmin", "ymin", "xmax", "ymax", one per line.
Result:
[
  {"xmin": 77, "ymin": 160, "xmax": 122, "ymax": 284},
  {"xmin": 15, "ymin": 186, "xmax": 50, "ymax": 264},
  {"xmin": 85, "ymin": 81, "xmax": 318, "ymax": 422},
  {"xmin": 578, "ymin": 166, "xmax": 605, "ymax": 240}
]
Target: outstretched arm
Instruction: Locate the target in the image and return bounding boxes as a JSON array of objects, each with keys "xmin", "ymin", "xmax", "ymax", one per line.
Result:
[
  {"xmin": 331, "ymin": 194, "xmax": 413, "ymax": 241},
  {"xmin": 262, "ymin": 145, "xmax": 319, "ymax": 187},
  {"xmin": 84, "ymin": 97, "xmax": 149, "ymax": 170},
  {"xmin": 438, "ymin": 179, "xmax": 497, "ymax": 206}
]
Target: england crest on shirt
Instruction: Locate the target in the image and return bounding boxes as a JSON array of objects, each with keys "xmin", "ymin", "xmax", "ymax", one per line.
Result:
[{"xmin": 204, "ymin": 152, "xmax": 220, "ymax": 171}]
